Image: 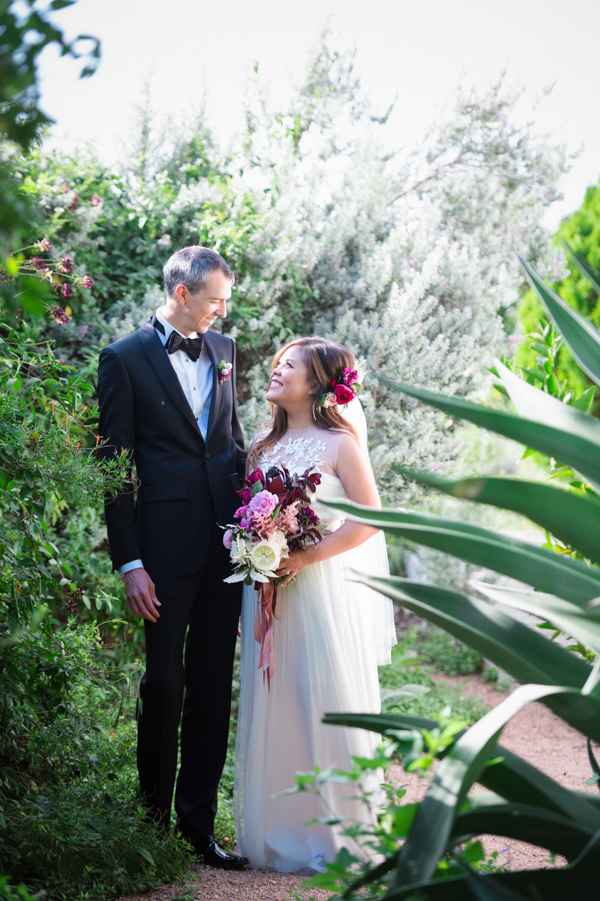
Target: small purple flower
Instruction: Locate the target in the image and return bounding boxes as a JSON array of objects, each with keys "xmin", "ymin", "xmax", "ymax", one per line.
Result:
[
  {"xmin": 82, "ymin": 275, "xmax": 94, "ymax": 289},
  {"xmin": 223, "ymin": 529, "xmax": 233, "ymax": 549},
  {"xmin": 62, "ymin": 257, "xmax": 73, "ymax": 272},
  {"xmin": 80, "ymin": 326, "xmax": 89, "ymax": 335},
  {"xmin": 35, "ymin": 238, "xmax": 51, "ymax": 252},
  {"xmin": 509, "ymin": 336, "xmax": 517, "ymax": 344},
  {"xmin": 62, "ymin": 283, "xmax": 73, "ymax": 298},
  {"xmin": 326, "ymin": 252, "xmax": 332, "ymax": 258}
]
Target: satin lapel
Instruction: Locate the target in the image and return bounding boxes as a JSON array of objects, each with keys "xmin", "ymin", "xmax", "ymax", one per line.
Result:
[
  {"xmin": 138, "ymin": 320, "xmax": 202, "ymax": 437},
  {"xmin": 204, "ymin": 331, "xmax": 220, "ymax": 442}
]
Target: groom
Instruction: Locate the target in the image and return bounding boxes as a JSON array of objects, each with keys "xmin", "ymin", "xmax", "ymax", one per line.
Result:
[{"xmin": 97, "ymin": 246, "xmax": 248, "ymax": 869}]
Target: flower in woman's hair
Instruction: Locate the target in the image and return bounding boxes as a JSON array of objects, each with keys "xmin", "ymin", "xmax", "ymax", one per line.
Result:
[
  {"xmin": 333, "ymin": 383, "xmax": 354, "ymax": 405},
  {"xmin": 342, "ymin": 368, "xmax": 359, "ymax": 386},
  {"xmin": 321, "ymin": 392, "xmax": 338, "ymax": 408}
]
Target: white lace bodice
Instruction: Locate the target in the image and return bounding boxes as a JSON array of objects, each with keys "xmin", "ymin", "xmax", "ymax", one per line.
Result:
[
  {"xmin": 259, "ymin": 426, "xmax": 343, "ymax": 477},
  {"xmin": 258, "ymin": 426, "xmax": 347, "ymax": 525}
]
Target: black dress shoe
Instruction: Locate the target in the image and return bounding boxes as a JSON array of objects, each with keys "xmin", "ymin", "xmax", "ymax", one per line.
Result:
[{"xmin": 191, "ymin": 834, "xmax": 249, "ymax": 870}]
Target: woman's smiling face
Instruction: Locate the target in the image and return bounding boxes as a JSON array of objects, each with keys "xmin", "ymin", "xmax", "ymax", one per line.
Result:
[{"xmin": 266, "ymin": 344, "xmax": 314, "ymax": 411}]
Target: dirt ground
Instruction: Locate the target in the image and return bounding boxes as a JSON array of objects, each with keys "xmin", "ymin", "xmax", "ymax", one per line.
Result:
[{"xmin": 121, "ymin": 675, "xmax": 598, "ymax": 901}]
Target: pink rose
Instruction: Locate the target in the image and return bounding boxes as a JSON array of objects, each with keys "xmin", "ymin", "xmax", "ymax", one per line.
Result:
[
  {"xmin": 234, "ymin": 505, "xmax": 249, "ymax": 519},
  {"xmin": 223, "ymin": 529, "xmax": 233, "ymax": 549},
  {"xmin": 342, "ymin": 368, "xmax": 358, "ymax": 385},
  {"xmin": 333, "ymin": 383, "xmax": 354, "ymax": 405}
]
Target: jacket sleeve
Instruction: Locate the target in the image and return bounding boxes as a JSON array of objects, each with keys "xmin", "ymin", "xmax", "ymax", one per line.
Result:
[
  {"xmin": 230, "ymin": 338, "xmax": 247, "ymax": 478},
  {"xmin": 97, "ymin": 345, "xmax": 142, "ymax": 569}
]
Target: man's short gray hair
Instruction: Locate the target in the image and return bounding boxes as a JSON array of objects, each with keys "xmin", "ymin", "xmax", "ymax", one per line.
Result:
[{"xmin": 163, "ymin": 246, "xmax": 234, "ymax": 298}]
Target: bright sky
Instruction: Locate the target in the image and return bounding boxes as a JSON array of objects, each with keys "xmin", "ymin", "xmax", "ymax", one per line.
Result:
[{"xmin": 38, "ymin": 0, "xmax": 600, "ymax": 229}]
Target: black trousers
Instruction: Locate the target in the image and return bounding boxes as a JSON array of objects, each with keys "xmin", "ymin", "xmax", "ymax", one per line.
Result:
[{"xmin": 136, "ymin": 517, "xmax": 242, "ymax": 838}]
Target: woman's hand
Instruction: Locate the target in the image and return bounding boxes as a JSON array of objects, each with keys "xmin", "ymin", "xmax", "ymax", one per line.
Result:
[{"xmin": 275, "ymin": 547, "xmax": 313, "ymax": 587}]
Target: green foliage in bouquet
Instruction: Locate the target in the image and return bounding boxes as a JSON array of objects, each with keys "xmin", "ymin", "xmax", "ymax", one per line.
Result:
[{"xmin": 315, "ymin": 258, "xmax": 600, "ymax": 898}]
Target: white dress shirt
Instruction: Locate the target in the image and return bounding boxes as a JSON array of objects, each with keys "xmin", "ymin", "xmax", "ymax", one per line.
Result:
[{"xmin": 120, "ymin": 308, "xmax": 214, "ymax": 576}]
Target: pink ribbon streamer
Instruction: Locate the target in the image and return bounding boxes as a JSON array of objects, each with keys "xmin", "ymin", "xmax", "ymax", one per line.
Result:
[{"xmin": 254, "ymin": 580, "xmax": 277, "ymax": 689}]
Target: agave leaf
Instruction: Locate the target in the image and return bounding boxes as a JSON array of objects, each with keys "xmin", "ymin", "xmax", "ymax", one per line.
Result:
[
  {"xmin": 453, "ymin": 799, "xmax": 593, "ymax": 861},
  {"xmin": 561, "ymin": 240, "xmax": 600, "ymax": 298},
  {"xmin": 379, "ymin": 375, "xmax": 600, "ymax": 489},
  {"xmin": 382, "ymin": 869, "xmax": 600, "ymax": 900},
  {"xmin": 351, "ymin": 576, "xmax": 600, "ymax": 741},
  {"xmin": 471, "ymin": 582, "xmax": 600, "ymax": 657},
  {"xmin": 479, "ymin": 746, "xmax": 600, "ymax": 831},
  {"xmin": 394, "ymin": 683, "xmax": 598, "ymax": 886},
  {"xmin": 393, "ymin": 469, "xmax": 600, "ymax": 565},
  {"xmin": 326, "ymin": 711, "xmax": 600, "ymax": 833},
  {"xmin": 320, "ymin": 499, "xmax": 600, "ymax": 605},
  {"xmin": 354, "ymin": 576, "xmax": 591, "ymax": 687},
  {"xmin": 520, "ymin": 255, "xmax": 600, "ymax": 389}
]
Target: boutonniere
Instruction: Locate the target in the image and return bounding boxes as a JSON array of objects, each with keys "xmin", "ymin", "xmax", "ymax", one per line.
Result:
[{"xmin": 218, "ymin": 360, "xmax": 233, "ymax": 383}]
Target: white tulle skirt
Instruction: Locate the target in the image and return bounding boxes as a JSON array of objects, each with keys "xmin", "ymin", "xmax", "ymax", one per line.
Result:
[{"xmin": 233, "ymin": 531, "xmax": 395, "ymax": 872}]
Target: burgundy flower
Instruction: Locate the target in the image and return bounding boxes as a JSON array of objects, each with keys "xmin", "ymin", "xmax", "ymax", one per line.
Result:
[
  {"xmin": 50, "ymin": 306, "xmax": 69, "ymax": 325},
  {"xmin": 333, "ymin": 383, "xmax": 354, "ymax": 405},
  {"xmin": 62, "ymin": 283, "xmax": 73, "ymax": 298},
  {"xmin": 239, "ymin": 487, "xmax": 253, "ymax": 504},
  {"xmin": 248, "ymin": 469, "xmax": 264, "ymax": 485},
  {"xmin": 342, "ymin": 368, "xmax": 358, "ymax": 386},
  {"xmin": 69, "ymin": 193, "xmax": 79, "ymax": 212},
  {"xmin": 32, "ymin": 257, "xmax": 45, "ymax": 270},
  {"xmin": 62, "ymin": 257, "xmax": 73, "ymax": 272}
]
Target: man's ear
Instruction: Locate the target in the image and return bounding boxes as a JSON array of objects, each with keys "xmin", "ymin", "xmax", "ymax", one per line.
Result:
[{"xmin": 174, "ymin": 284, "xmax": 188, "ymax": 306}]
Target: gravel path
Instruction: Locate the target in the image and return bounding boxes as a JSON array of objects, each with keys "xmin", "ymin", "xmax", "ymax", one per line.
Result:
[{"xmin": 121, "ymin": 675, "xmax": 598, "ymax": 900}]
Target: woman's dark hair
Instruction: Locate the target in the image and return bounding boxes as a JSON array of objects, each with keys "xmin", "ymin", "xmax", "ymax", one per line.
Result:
[{"xmin": 249, "ymin": 336, "xmax": 358, "ymax": 470}]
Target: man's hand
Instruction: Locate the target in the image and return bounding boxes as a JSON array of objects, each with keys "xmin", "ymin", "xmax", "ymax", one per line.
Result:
[{"xmin": 124, "ymin": 568, "xmax": 161, "ymax": 622}]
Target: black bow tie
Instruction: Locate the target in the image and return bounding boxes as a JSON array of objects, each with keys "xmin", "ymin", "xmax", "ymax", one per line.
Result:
[
  {"xmin": 165, "ymin": 331, "xmax": 204, "ymax": 361},
  {"xmin": 153, "ymin": 319, "xmax": 204, "ymax": 361}
]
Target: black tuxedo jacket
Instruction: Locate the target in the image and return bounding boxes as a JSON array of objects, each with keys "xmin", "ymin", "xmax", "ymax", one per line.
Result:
[{"xmin": 97, "ymin": 319, "xmax": 245, "ymax": 581}]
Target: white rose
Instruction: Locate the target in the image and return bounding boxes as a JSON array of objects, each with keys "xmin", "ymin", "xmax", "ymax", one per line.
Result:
[{"xmin": 250, "ymin": 539, "xmax": 283, "ymax": 574}]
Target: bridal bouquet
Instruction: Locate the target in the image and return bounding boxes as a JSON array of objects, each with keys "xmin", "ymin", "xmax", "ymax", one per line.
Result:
[{"xmin": 222, "ymin": 464, "xmax": 324, "ymax": 685}]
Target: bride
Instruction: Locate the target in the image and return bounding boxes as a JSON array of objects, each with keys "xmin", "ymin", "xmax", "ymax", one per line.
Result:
[{"xmin": 233, "ymin": 336, "xmax": 396, "ymax": 872}]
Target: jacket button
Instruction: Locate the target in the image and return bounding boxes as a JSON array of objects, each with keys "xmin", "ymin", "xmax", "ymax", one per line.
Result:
[{"xmin": 205, "ymin": 452, "xmax": 211, "ymax": 460}]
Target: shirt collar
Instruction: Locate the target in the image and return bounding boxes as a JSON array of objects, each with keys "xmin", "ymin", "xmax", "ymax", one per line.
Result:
[{"xmin": 155, "ymin": 308, "xmax": 198, "ymax": 345}]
